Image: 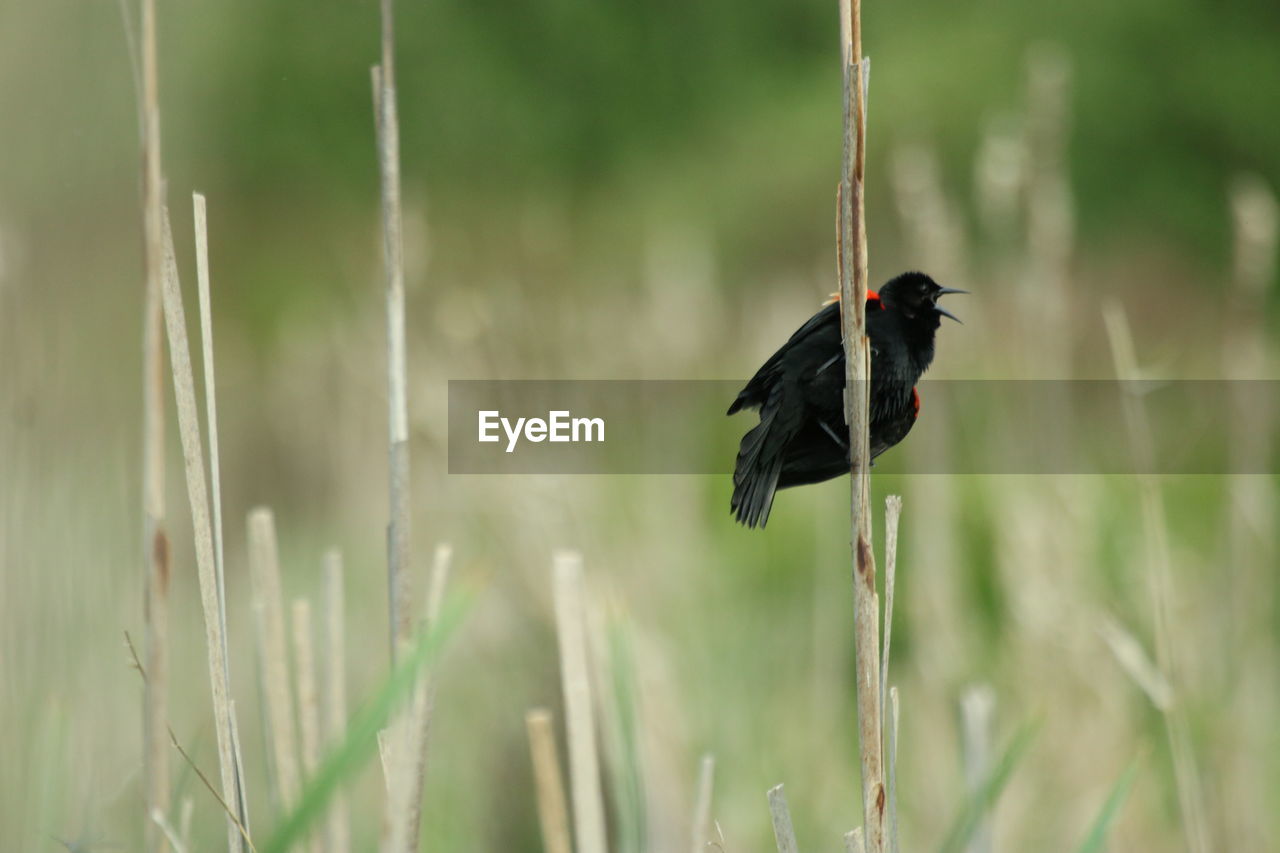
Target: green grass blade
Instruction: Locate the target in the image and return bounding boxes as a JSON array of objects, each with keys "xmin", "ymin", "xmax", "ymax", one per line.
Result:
[
  {"xmin": 604, "ymin": 616, "xmax": 647, "ymax": 853},
  {"xmin": 937, "ymin": 718, "xmax": 1041, "ymax": 853},
  {"xmin": 1075, "ymin": 758, "xmax": 1141, "ymax": 853},
  {"xmin": 260, "ymin": 592, "xmax": 470, "ymax": 853}
]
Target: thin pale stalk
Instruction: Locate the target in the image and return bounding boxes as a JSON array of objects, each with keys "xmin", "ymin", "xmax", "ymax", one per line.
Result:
[
  {"xmin": 880, "ymin": 495, "xmax": 902, "ymax": 723},
  {"xmin": 690, "ymin": 753, "xmax": 715, "ymax": 853},
  {"xmin": 292, "ymin": 601, "xmax": 322, "ymax": 852},
  {"xmin": 376, "ymin": 730, "xmax": 394, "ymax": 796},
  {"xmin": 1102, "ymin": 305, "xmax": 1210, "ymax": 853},
  {"xmin": 386, "ymin": 543, "xmax": 453, "ymax": 853},
  {"xmin": 139, "ymin": 0, "xmax": 168, "ymax": 847},
  {"xmin": 160, "ymin": 210, "xmax": 245, "ymax": 852},
  {"xmin": 383, "ymin": 672, "xmax": 431, "ymax": 853},
  {"xmin": 322, "ymin": 550, "xmax": 351, "ymax": 853},
  {"xmin": 178, "ymin": 797, "xmax": 194, "ymax": 852},
  {"xmin": 1096, "ymin": 616, "xmax": 1172, "ymax": 710},
  {"xmin": 767, "ymin": 784, "xmax": 800, "ymax": 853},
  {"xmin": 229, "ymin": 701, "xmax": 253, "ymax": 842},
  {"xmin": 193, "ymin": 193, "xmax": 230, "ymax": 673},
  {"xmin": 151, "ymin": 809, "xmax": 189, "ymax": 853},
  {"xmin": 193, "ymin": 191, "xmax": 251, "ymax": 840},
  {"xmin": 371, "ymin": 9, "xmax": 411, "ymax": 663},
  {"xmin": 526, "ymin": 709, "xmax": 573, "ymax": 853},
  {"xmin": 248, "ymin": 507, "xmax": 302, "ymax": 814},
  {"xmin": 959, "ymin": 685, "xmax": 995, "ymax": 853},
  {"xmin": 887, "ymin": 688, "xmax": 900, "ymax": 853},
  {"xmin": 554, "ymin": 551, "xmax": 608, "ymax": 853}
]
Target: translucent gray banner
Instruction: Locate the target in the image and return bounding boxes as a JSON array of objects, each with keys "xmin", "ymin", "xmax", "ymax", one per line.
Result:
[{"xmin": 447, "ymin": 380, "xmax": 1278, "ymax": 474}]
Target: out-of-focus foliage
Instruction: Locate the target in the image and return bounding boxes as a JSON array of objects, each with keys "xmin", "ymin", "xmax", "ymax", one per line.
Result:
[{"xmin": 1, "ymin": 0, "xmax": 1278, "ymax": 850}]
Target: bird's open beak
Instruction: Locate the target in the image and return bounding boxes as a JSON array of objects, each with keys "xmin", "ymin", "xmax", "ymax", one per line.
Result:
[{"xmin": 933, "ymin": 287, "xmax": 967, "ymax": 323}]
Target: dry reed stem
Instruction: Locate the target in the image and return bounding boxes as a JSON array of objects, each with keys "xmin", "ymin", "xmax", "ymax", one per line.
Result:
[
  {"xmin": 160, "ymin": 210, "xmax": 245, "ymax": 852},
  {"xmin": 376, "ymin": 730, "xmax": 394, "ymax": 796},
  {"xmin": 526, "ymin": 709, "xmax": 573, "ymax": 853},
  {"xmin": 192, "ymin": 191, "xmax": 251, "ymax": 840},
  {"xmin": 386, "ymin": 543, "xmax": 453, "ymax": 853},
  {"xmin": 151, "ymin": 808, "xmax": 189, "ymax": 853},
  {"xmin": 844, "ymin": 828, "xmax": 866, "ymax": 853},
  {"xmin": 1096, "ymin": 616, "xmax": 1172, "ymax": 710},
  {"xmin": 371, "ymin": 0, "xmax": 411, "ymax": 662},
  {"xmin": 193, "ymin": 193, "xmax": 230, "ymax": 671},
  {"xmin": 385, "ymin": 711, "xmax": 433, "ymax": 853},
  {"xmin": 886, "ymin": 687, "xmax": 900, "ymax": 853},
  {"xmin": 248, "ymin": 507, "xmax": 303, "ymax": 814},
  {"xmin": 837, "ymin": 0, "xmax": 884, "ymax": 840},
  {"xmin": 689, "ymin": 753, "xmax": 715, "ymax": 853},
  {"xmin": 139, "ymin": 0, "xmax": 168, "ymax": 847},
  {"xmin": 322, "ymin": 550, "xmax": 351, "ymax": 853},
  {"xmin": 554, "ymin": 550, "xmax": 608, "ymax": 853},
  {"xmin": 959, "ymin": 685, "xmax": 994, "ymax": 853},
  {"xmin": 292, "ymin": 601, "xmax": 321, "ymax": 779},
  {"xmin": 292, "ymin": 600, "xmax": 322, "ymax": 852},
  {"xmin": 178, "ymin": 797, "xmax": 194, "ymax": 851},
  {"xmin": 767, "ymin": 784, "xmax": 800, "ymax": 853},
  {"xmin": 229, "ymin": 702, "xmax": 252, "ymax": 841},
  {"xmin": 880, "ymin": 495, "xmax": 902, "ymax": 723},
  {"xmin": 1102, "ymin": 304, "xmax": 1210, "ymax": 853}
]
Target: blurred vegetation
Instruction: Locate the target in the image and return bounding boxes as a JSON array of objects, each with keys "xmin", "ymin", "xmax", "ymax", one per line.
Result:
[{"xmin": 1, "ymin": 0, "xmax": 1279, "ymax": 851}]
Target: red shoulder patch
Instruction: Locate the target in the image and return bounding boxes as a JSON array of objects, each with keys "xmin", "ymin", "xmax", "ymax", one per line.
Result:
[
  {"xmin": 911, "ymin": 387, "xmax": 920, "ymax": 417},
  {"xmin": 823, "ymin": 290, "xmax": 883, "ymax": 308}
]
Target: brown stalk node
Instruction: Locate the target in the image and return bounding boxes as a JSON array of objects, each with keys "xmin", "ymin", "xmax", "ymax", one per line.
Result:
[
  {"xmin": 153, "ymin": 530, "xmax": 171, "ymax": 593},
  {"xmin": 856, "ymin": 536, "xmax": 876, "ymax": 589}
]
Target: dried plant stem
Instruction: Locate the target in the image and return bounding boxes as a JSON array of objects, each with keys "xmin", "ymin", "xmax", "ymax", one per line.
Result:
[
  {"xmin": 178, "ymin": 797, "xmax": 194, "ymax": 852},
  {"xmin": 959, "ymin": 686, "xmax": 995, "ymax": 853},
  {"xmin": 371, "ymin": 0, "xmax": 411, "ymax": 664},
  {"xmin": 322, "ymin": 550, "xmax": 351, "ymax": 853},
  {"xmin": 385, "ymin": 544, "xmax": 453, "ymax": 853},
  {"xmin": 248, "ymin": 507, "xmax": 303, "ymax": 815},
  {"xmin": 526, "ymin": 709, "xmax": 573, "ymax": 853},
  {"xmin": 554, "ymin": 551, "xmax": 608, "ymax": 853},
  {"xmin": 838, "ymin": 0, "xmax": 884, "ymax": 840},
  {"xmin": 192, "ymin": 191, "xmax": 251, "ymax": 841},
  {"xmin": 767, "ymin": 784, "xmax": 800, "ymax": 853},
  {"xmin": 193, "ymin": 193, "xmax": 230, "ymax": 675},
  {"xmin": 689, "ymin": 753, "xmax": 715, "ymax": 853},
  {"xmin": 160, "ymin": 210, "xmax": 246, "ymax": 852},
  {"xmin": 886, "ymin": 688, "xmax": 900, "ymax": 853},
  {"xmin": 138, "ymin": 0, "xmax": 168, "ymax": 847},
  {"xmin": 292, "ymin": 600, "xmax": 321, "ymax": 852},
  {"xmin": 880, "ymin": 496, "xmax": 902, "ymax": 722},
  {"xmin": 229, "ymin": 703, "xmax": 252, "ymax": 842},
  {"xmin": 1102, "ymin": 305, "xmax": 1209, "ymax": 853},
  {"xmin": 151, "ymin": 808, "xmax": 189, "ymax": 853}
]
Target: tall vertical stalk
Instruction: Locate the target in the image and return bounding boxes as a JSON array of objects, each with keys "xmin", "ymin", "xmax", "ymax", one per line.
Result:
[
  {"xmin": 372, "ymin": 0, "xmax": 412, "ymax": 665},
  {"xmin": 837, "ymin": 0, "xmax": 885, "ymax": 848},
  {"xmin": 138, "ymin": 0, "xmax": 168, "ymax": 847}
]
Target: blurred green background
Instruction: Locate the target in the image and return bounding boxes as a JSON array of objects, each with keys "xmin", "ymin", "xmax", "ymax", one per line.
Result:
[{"xmin": 2, "ymin": 0, "xmax": 1279, "ymax": 850}]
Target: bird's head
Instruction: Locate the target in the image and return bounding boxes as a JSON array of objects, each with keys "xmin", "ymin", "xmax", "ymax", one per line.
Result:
[{"xmin": 878, "ymin": 271, "xmax": 966, "ymax": 324}]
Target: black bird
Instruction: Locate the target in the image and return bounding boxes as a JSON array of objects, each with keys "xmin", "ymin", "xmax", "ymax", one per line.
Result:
[{"xmin": 728, "ymin": 271, "xmax": 964, "ymax": 528}]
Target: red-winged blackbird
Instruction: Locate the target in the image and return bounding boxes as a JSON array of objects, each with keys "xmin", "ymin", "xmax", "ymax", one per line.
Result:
[{"xmin": 728, "ymin": 271, "xmax": 964, "ymax": 528}]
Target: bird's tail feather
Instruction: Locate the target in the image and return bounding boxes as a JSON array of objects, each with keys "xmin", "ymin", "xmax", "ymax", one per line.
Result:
[{"xmin": 731, "ymin": 418, "xmax": 783, "ymax": 528}]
